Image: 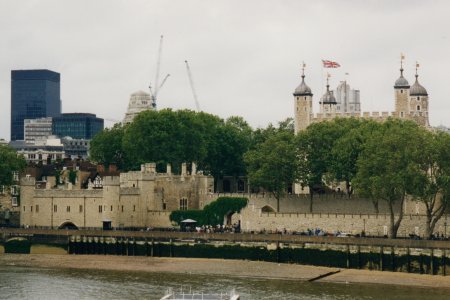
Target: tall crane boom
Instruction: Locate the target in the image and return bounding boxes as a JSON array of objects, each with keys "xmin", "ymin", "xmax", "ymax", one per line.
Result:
[
  {"xmin": 149, "ymin": 35, "xmax": 170, "ymax": 109},
  {"xmin": 185, "ymin": 60, "xmax": 201, "ymax": 111},
  {"xmin": 154, "ymin": 35, "xmax": 164, "ymax": 98}
]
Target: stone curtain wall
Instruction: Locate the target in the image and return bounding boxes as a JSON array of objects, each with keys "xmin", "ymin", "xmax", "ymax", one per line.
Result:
[
  {"xmin": 239, "ymin": 207, "xmax": 449, "ymax": 238},
  {"xmin": 147, "ymin": 211, "xmax": 173, "ymax": 228},
  {"xmin": 210, "ymin": 193, "xmax": 419, "ymax": 214}
]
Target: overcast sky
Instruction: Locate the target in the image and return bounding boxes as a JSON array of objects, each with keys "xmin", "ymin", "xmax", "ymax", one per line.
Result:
[{"xmin": 1, "ymin": 0, "xmax": 449, "ymax": 140}]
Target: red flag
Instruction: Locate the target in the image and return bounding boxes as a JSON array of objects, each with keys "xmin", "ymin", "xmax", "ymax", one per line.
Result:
[{"xmin": 322, "ymin": 60, "xmax": 341, "ymax": 68}]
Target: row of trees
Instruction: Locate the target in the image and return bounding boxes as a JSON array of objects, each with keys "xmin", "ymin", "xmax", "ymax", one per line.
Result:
[
  {"xmin": 90, "ymin": 109, "xmax": 253, "ymax": 189},
  {"xmin": 244, "ymin": 117, "xmax": 450, "ymax": 239},
  {"xmin": 90, "ymin": 110, "xmax": 450, "ymax": 239}
]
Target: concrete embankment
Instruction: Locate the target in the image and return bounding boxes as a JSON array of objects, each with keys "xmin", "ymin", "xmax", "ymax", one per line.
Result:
[{"xmin": 1, "ymin": 254, "xmax": 449, "ymax": 289}]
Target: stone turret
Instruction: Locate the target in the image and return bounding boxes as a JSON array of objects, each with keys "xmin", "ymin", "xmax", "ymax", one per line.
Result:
[
  {"xmin": 394, "ymin": 54, "xmax": 410, "ymax": 118},
  {"xmin": 408, "ymin": 63, "xmax": 429, "ymax": 126},
  {"xmin": 293, "ymin": 64, "xmax": 313, "ymax": 133},
  {"xmin": 319, "ymin": 74, "xmax": 337, "ymax": 114}
]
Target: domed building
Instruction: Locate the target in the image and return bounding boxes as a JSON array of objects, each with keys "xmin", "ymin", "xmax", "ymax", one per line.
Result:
[
  {"xmin": 123, "ymin": 91, "xmax": 154, "ymax": 124},
  {"xmin": 319, "ymin": 76, "xmax": 337, "ymax": 114}
]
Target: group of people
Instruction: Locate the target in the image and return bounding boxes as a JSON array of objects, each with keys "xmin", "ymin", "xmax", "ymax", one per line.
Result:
[{"xmin": 194, "ymin": 223, "xmax": 241, "ymax": 233}]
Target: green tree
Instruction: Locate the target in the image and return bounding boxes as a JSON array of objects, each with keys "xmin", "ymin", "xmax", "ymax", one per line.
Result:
[
  {"xmin": 295, "ymin": 118, "xmax": 362, "ymax": 211},
  {"xmin": 170, "ymin": 197, "xmax": 248, "ymax": 226},
  {"xmin": 0, "ymin": 145, "xmax": 26, "ymax": 187},
  {"xmin": 122, "ymin": 109, "xmax": 220, "ymax": 172},
  {"xmin": 244, "ymin": 129, "xmax": 297, "ymax": 212},
  {"xmin": 353, "ymin": 119, "xmax": 422, "ymax": 238},
  {"xmin": 330, "ymin": 119, "xmax": 381, "ymax": 198},
  {"xmin": 68, "ymin": 170, "xmax": 77, "ymax": 185},
  {"xmin": 89, "ymin": 123, "xmax": 125, "ymax": 169},
  {"xmin": 408, "ymin": 130, "xmax": 450, "ymax": 239},
  {"xmin": 204, "ymin": 116, "xmax": 252, "ymax": 189}
]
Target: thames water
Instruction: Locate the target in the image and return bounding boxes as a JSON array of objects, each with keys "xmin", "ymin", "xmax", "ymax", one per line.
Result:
[{"xmin": 0, "ymin": 265, "xmax": 449, "ymax": 299}]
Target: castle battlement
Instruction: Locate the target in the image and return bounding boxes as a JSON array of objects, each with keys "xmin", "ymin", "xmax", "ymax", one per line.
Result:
[
  {"xmin": 310, "ymin": 111, "xmax": 401, "ymax": 124},
  {"xmin": 294, "ymin": 63, "xmax": 430, "ymax": 132}
]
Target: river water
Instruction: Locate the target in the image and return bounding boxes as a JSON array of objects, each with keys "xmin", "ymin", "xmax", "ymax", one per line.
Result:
[{"xmin": 0, "ymin": 265, "xmax": 448, "ymax": 300}]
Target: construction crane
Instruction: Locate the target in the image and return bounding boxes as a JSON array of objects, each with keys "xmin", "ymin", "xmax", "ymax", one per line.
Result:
[
  {"xmin": 185, "ymin": 60, "xmax": 201, "ymax": 112},
  {"xmin": 149, "ymin": 35, "xmax": 170, "ymax": 109}
]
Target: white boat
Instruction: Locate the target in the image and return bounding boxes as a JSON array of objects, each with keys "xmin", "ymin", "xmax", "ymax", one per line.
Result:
[{"xmin": 161, "ymin": 287, "xmax": 240, "ymax": 300}]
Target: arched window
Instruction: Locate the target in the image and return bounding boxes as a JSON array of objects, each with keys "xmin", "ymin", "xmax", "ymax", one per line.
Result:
[{"xmin": 417, "ymin": 105, "xmax": 420, "ymax": 111}]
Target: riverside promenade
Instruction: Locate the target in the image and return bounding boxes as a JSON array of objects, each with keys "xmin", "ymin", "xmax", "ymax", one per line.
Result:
[
  {"xmin": 1, "ymin": 228, "xmax": 450, "ymax": 249},
  {"xmin": 1, "ymin": 228, "xmax": 450, "ymax": 276}
]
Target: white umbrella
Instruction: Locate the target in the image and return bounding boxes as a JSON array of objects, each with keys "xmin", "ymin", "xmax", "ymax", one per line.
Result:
[{"xmin": 180, "ymin": 219, "xmax": 197, "ymax": 223}]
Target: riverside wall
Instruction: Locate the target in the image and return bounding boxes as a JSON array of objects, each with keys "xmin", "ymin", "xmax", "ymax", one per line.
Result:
[
  {"xmin": 206, "ymin": 193, "xmax": 447, "ymax": 238},
  {"xmin": 239, "ymin": 209, "xmax": 449, "ymax": 238}
]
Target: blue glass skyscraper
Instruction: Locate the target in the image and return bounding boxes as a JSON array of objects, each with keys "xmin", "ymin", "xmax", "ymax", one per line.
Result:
[
  {"xmin": 11, "ymin": 69, "xmax": 61, "ymax": 141},
  {"xmin": 52, "ymin": 113, "xmax": 104, "ymax": 139}
]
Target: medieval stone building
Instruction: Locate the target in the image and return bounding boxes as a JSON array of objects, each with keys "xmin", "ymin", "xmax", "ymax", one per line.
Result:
[
  {"xmin": 20, "ymin": 163, "xmax": 213, "ymax": 229},
  {"xmin": 294, "ymin": 60, "xmax": 429, "ymax": 133}
]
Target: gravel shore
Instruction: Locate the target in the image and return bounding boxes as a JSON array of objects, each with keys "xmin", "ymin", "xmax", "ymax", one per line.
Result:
[{"xmin": 1, "ymin": 254, "xmax": 449, "ymax": 289}]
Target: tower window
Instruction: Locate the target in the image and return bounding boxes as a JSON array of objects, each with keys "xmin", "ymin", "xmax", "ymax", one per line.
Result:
[
  {"xmin": 304, "ymin": 97, "xmax": 306, "ymax": 100},
  {"xmin": 401, "ymin": 90, "xmax": 403, "ymax": 93},
  {"xmin": 417, "ymin": 105, "xmax": 420, "ymax": 111},
  {"xmin": 417, "ymin": 97, "xmax": 420, "ymax": 100},
  {"xmin": 179, "ymin": 198, "xmax": 188, "ymax": 210}
]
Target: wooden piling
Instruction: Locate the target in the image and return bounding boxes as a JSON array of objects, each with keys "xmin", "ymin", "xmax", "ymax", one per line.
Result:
[{"xmin": 379, "ymin": 246, "xmax": 383, "ymax": 271}]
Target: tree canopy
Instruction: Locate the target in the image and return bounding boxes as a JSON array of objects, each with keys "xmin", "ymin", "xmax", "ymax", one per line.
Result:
[
  {"xmin": 353, "ymin": 119, "xmax": 424, "ymax": 238},
  {"xmin": 170, "ymin": 197, "xmax": 248, "ymax": 226},
  {"xmin": 0, "ymin": 145, "xmax": 26, "ymax": 187},
  {"xmin": 90, "ymin": 109, "xmax": 252, "ymax": 185},
  {"xmin": 244, "ymin": 120, "xmax": 297, "ymax": 212}
]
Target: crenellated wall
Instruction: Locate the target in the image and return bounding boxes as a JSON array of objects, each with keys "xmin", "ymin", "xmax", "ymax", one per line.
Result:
[{"xmin": 20, "ymin": 163, "xmax": 213, "ymax": 229}]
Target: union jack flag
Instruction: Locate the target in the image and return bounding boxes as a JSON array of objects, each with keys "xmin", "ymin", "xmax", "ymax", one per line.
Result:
[{"xmin": 322, "ymin": 60, "xmax": 341, "ymax": 68}]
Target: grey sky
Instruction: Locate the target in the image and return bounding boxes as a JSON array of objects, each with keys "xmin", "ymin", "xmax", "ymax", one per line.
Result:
[{"xmin": 1, "ymin": 0, "xmax": 449, "ymax": 140}]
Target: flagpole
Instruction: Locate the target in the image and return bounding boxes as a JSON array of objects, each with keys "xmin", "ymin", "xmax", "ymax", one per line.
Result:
[{"xmin": 321, "ymin": 60, "xmax": 324, "ymax": 96}]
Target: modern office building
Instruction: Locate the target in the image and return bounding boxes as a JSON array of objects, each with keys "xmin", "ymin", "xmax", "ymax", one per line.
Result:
[
  {"xmin": 11, "ymin": 69, "xmax": 61, "ymax": 141},
  {"xmin": 61, "ymin": 137, "xmax": 90, "ymax": 159},
  {"xmin": 24, "ymin": 117, "xmax": 53, "ymax": 144},
  {"xmin": 52, "ymin": 113, "xmax": 104, "ymax": 140},
  {"xmin": 334, "ymin": 81, "xmax": 361, "ymax": 113},
  {"xmin": 9, "ymin": 138, "xmax": 64, "ymax": 165}
]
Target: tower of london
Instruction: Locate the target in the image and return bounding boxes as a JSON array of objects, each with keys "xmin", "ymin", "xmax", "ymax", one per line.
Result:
[{"xmin": 293, "ymin": 59, "xmax": 430, "ymax": 133}]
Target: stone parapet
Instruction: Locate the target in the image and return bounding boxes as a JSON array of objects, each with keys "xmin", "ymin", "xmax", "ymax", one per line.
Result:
[{"xmin": 34, "ymin": 189, "xmax": 103, "ymax": 198}]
